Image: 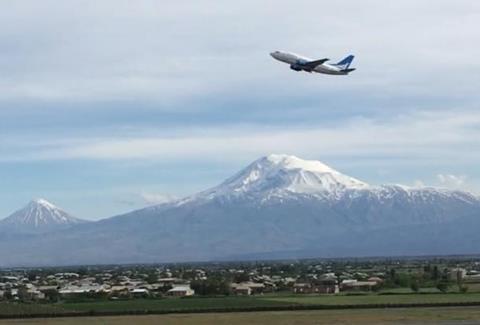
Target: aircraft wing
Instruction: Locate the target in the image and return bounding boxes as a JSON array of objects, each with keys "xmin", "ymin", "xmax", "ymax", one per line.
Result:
[{"xmin": 303, "ymin": 58, "xmax": 329, "ymax": 69}]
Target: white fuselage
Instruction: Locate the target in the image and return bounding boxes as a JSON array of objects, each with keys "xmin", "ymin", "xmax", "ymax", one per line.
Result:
[{"xmin": 270, "ymin": 51, "xmax": 349, "ymax": 75}]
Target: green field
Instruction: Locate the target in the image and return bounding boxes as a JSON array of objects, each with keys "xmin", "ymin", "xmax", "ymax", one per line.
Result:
[
  {"xmin": 264, "ymin": 292, "xmax": 480, "ymax": 306},
  {"xmin": 3, "ymin": 293, "xmax": 480, "ymax": 318},
  {"xmin": 62, "ymin": 296, "xmax": 292, "ymax": 313},
  {"xmin": 3, "ymin": 307, "xmax": 480, "ymax": 325}
]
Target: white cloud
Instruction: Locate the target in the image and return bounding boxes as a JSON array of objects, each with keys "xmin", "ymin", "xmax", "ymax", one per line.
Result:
[
  {"xmin": 437, "ymin": 174, "xmax": 467, "ymax": 189},
  {"xmin": 140, "ymin": 192, "xmax": 177, "ymax": 205},
  {"xmin": 3, "ymin": 110, "xmax": 476, "ymax": 164},
  {"xmin": 0, "ymin": 0, "xmax": 480, "ymax": 103},
  {"xmin": 412, "ymin": 180, "xmax": 425, "ymax": 188}
]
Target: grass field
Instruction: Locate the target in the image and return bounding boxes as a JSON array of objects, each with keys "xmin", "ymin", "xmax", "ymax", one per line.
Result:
[
  {"xmin": 3, "ymin": 293, "xmax": 480, "ymax": 318},
  {"xmin": 3, "ymin": 307, "xmax": 480, "ymax": 324},
  {"xmin": 263, "ymin": 292, "xmax": 480, "ymax": 306},
  {"xmin": 62, "ymin": 296, "xmax": 292, "ymax": 312}
]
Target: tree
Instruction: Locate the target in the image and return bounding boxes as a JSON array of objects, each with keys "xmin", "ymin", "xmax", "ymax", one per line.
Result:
[
  {"xmin": 456, "ymin": 270, "xmax": 464, "ymax": 293},
  {"xmin": 4, "ymin": 290, "xmax": 12, "ymax": 301},
  {"xmin": 233, "ymin": 273, "xmax": 250, "ymax": 283},
  {"xmin": 432, "ymin": 266, "xmax": 440, "ymax": 281},
  {"xmin": 43, "ymin": 289, "xmax": 60, "ymax": 302},
  {"xmin": 27, "ymin": 271, "xmax": 38, "ymax": 282},
  {"xmin": 436, "ymin": 281, "xmax": 449, "ymax": 293},
  {"xmin": 146, "ymin": 272, "xmax": 158, "ymax": 284},
  {"xmin": 191, "ymin": 278, "xmax": 230, "ymax": 296},
  {"xmin": 389, "ymin": 268, "xmax": 396, "ymax": 280},
  {"xmin": 410, "ymin": 281, "xmax": 420, "ymax": 293},
  {"xmin": 17, "ymin": 286, "xmax": 31, "ymax": 302}
]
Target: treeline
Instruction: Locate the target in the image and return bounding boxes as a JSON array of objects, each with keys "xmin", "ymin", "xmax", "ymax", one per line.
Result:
[{"xmin": 383, "ymin": 265, "xmax": 467, "ymax": 293}]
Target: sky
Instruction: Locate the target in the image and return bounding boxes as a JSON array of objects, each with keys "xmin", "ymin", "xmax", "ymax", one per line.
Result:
[{"xmin": 1, "ymin": 0, "xmax": 480, "ymax": 220}]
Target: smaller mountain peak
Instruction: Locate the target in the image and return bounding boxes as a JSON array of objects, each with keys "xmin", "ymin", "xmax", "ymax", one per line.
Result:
[
  {"xmin": 31, "ymin": 198, "xmax": 56, "ymax": 208},
  {"xmin": 0, "ymin": 199, "xmax": 87, "ymax": 233}
]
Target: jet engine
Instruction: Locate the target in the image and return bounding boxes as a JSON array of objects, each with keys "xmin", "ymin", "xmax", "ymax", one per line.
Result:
[{"xmin": 290, "ymin": 64, "xmax": 302, "ymax": 71}]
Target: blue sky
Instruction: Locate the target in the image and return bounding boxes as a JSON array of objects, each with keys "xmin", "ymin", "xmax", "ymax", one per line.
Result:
[{"xmin": 1, "ymin": 0, "xmax": 480, "ymax": 220}]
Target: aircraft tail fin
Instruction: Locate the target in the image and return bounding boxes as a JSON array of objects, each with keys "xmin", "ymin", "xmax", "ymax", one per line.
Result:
[{"xmin": 335, "ymin": 55, "xmax": 355, "ymax": 70}]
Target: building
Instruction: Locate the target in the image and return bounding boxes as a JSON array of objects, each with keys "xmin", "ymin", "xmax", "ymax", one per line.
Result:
[
  {"xmin": 293, "ymin": 281, "xmax": 338, "ymax": 294},
  {"xmin": 449, "ymin": 268, "xmax": 467, "ymax": 282},
  {"xmin": 231, "ymin": 282, "xmax": 265, "ymax": 295},
  {"xmin": 293, "ymin": 283, "xmax": 312, "ymax": 294},
  {"xmin": 464, "ymin": 274, "xmax": 480, "ymax": 283},
  {"xmin": 232, "ymin": 285, "xmax": 252, "ymax": 295},
  {"xmin": 59, "ymin": 284, "xmax": 109, "ymax": 297},
  {"xmin": 167, "ymin": 286, "xmax": 195, "ymax": 297},
  {"xmin": 130, "ymin": 288, "xmax": 149, "ymax": 297},
  {"xmin": 340, "ymin": 280, "xmax": 377, "ymax": 292}
]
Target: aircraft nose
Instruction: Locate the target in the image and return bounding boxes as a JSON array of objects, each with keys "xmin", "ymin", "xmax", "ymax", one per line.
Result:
[{"xmin": 270, "ymin": 51, "xmax": 277, "ymax": 58}]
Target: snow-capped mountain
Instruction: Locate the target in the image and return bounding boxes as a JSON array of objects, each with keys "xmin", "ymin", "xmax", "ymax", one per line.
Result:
[
  {"xmin": 195, "ymin": 154, "xmax": 369, "ymax": 200},
  {"xmin": 170, "ymin": 154, "xmax": 479, "ymax": 228},
  {"xmin": 0, "ymin": 199, "xmax": 87, "ymax": 233},
  {"xmin": 0, "ymin": 154, "xmax": 479, "ymax": 266}
]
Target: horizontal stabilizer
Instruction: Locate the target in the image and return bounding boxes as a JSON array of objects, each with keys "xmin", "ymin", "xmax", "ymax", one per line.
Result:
[{"xmin": 343, "ymin": 68, "xmax": 356, "ymax": 73}]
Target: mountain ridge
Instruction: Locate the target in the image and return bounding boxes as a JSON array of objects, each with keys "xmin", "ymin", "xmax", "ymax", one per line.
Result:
[{"xmin": 0, "ymin": 154, "xmax": 478, "ymax": 266}]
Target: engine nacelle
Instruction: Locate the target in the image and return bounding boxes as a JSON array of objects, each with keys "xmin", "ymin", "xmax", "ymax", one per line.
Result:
[{"xmin": 290, "ymin": 64, "xmax": 302, "ymax": 71}]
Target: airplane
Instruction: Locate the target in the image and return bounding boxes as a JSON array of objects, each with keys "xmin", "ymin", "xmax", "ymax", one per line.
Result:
[{"xmin": 270, "ymin": 51, "xmax": 355, "ymax": 75}]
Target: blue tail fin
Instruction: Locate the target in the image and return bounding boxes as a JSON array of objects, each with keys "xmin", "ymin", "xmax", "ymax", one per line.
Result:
[{"xmin": 335, "ymin": 55, "xmax": 354, "ymax": 70}]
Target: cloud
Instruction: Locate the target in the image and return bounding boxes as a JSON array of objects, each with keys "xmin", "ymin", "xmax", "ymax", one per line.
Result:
[
  {"xmin": 140, "ymin": 192, "xmax": 177, "ymax": 205},
  {"xmin": 412, "ymin": 180, "xmax": 425, "ymax": 188},
  {"xmin": 3, "ymin": 110, "xmax": 479, "ymax": 164},
  {"xmin": 437, "ymin": 174, "xmax": 467, "ymax": 189},
  {"xmin": 434, "ymin": 174, "xmax": 478, "ymax": 194},
  {"xmin": 0, "ymin": 0, "xmax": 480, "ymax": 104}
]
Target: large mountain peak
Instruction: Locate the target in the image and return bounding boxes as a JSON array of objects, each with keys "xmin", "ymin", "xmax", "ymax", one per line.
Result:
[
  {"xmin": 197, "ymin": 154, "xmax": 369, "ymax": 201},
  {"xmin": 261, "ymin": 154, "xmax": 337, "ymax": 173},
  {"xmin": 0, "ymin": 199, "xmax": 87, "ymax": 233}
]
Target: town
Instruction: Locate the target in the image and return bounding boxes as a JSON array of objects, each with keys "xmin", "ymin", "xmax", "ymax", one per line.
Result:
[{"xmin": 1, "ymin": 256, "xmax": 480, "ymax": 304}]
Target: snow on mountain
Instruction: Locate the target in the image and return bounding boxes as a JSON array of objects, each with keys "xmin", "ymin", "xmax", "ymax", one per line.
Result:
[
  {"xmin": 0, "ymin": 199, "xmax": 87, "ymax": 233},
  {"xmin": 179, "ymin": 154, "xmax": 369, "ymax": 206},
  {"xmin": 179, "ymin": 154, "xmax": 477, "ymax": 208}
]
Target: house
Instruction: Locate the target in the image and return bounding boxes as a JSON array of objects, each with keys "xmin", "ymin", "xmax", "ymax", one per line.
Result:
[
  {"xmin": 167, "ymin": 286, "xmax": 195, "ymax": 297},
  {"xmin": 449, "ymin": 268, "xmax": 467, "ymax": 281},
  {"xmin": 158, "ymin": 278, "xmax": 182, "ymax": 288},
  {"xmin": 293, "ymin": 281, "xmax": 338, "ymax": 294},
  {"xmin": 340, "ymin": 280, "xmax": 377, "ymax": 292},
  {"xmin": 110, "ymin": 285, "xmax": 130, "ymax": 295},
  {"xmin": 367, "ymin": 277, "xmax": 384, "ymax": 284},
  {"xmin": 26, "ymin": 289, "xmax": 46, "ymax": 301},
  {"xmin": 464, "ymin": 274, "xmax": 480, "ymax": 283},
  {"xmin": 231, "ymin": 282, "xmax": 265, "ymax": 295},
  {"xmin": 130, "ymin": 288, "xmax": 149, "ymax": 297},
  {"xmin": 232, "ymin": 285, "xmax": 252, "ymax": 295},
  {"xmin": 0, "ymin": 276, "xmax": 18, "ymax": 283},
  {"xmin": 293, "ymin": 283, "xmax": 312, "ymax": 293},
  {"xmin": 54, "ymin": 273, "xmax": 79, "ymax": 280},
  {"xmin": 59, "ymin": 284, "xmax": 109, "ymax": 297}
]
